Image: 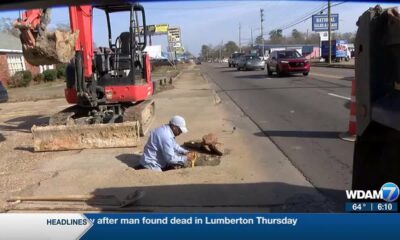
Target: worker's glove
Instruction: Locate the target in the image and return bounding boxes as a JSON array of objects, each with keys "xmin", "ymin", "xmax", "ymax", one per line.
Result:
[{"xmin": 186, "ymin": 152, "xmax": 196, "ymax": 161}]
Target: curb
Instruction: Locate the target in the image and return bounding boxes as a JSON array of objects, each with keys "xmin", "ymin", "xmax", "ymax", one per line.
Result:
[
  {"xmin": 200, "ymin": 72, "xmax": 222, "ymax": 105},
  {"xmin": 171, "ymin": 71, "xmax": 183, "ymax": 82}
]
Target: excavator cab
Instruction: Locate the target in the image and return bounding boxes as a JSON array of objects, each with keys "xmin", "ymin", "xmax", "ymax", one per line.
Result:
[{"xmin": 94, "ymin": 3, "xmax": 147, "ymax": 85}]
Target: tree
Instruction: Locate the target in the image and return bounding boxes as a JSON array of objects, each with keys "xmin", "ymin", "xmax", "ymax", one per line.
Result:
[
  {"xmin": 268, "ymin": 29, "xmax": 284, "ymax": 44},
  {"xmin": 224, "ymin": 41, "xmax": 239, "ymax": 56},
  {"xmin": 305, "ymin": 33, "xmax": 320, "ymax": 44},
  {"xmin": 255, "ymin": 35, "xmax": 264, "ymax": 45},
  {"xmin": 0, "ymin": 17, "xmax": 20, "ymax": 37},
  {"xmin": 201, "ymin": 44, "xmax": 212, "ymax": 59},
  {"xmin": 290, "ymin": 29, "xmax": 305, "ymax": 43}
]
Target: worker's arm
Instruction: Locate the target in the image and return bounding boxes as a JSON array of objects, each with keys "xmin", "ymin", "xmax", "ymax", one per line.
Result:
[
  {"xmin": 161, "ymin": 136, "xmax": 187, "ymax": 165},
  {"xmin": 174, "ymin": 143, "xmax": 188, "ymax": 155}
]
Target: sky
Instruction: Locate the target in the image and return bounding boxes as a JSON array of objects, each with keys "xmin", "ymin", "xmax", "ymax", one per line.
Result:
[{"xmin": 0, "ymin": 1, "xmax": 398, "ymax": 55}]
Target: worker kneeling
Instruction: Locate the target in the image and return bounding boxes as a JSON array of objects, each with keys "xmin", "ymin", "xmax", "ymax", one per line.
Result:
[{"xmin": 139, "ymin": 116, "xmax": 196, "ymax": 171}]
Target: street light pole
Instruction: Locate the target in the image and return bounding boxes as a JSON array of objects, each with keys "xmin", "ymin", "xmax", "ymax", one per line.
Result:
[
  {"xmin": 260, "ymin": 9, "xmax": 264, "ymax": 59},
  {"xmin": 219, "ymin": 40, "xmax": 223, "ymax": 60},
  {"xmin": 239, "ymin": 23, "xmax": 242, "ymax": 53},
  {"xmin": 328, "ymin": 0, "xmax": 332, "ymax": 64},
  {"xmin": 251, "ymin": 27, "xmax": 253, "ymax": 47}
]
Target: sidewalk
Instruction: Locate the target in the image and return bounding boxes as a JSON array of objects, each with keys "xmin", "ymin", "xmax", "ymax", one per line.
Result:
[{"xmin": 1, "ymin": 64, "xmax": 331, "ymax": 212}]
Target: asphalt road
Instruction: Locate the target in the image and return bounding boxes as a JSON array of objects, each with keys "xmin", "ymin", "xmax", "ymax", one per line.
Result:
[{"xmin": 200, "ymin": 63, "xmax": 355, "ymax": 205}]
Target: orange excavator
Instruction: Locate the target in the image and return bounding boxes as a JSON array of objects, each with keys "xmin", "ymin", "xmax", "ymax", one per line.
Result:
[{"xmin": 14, "ymin": 2, "xmax": 155, "ymax": 151}]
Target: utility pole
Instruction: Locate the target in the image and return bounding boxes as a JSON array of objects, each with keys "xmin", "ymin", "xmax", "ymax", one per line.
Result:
[
  {"xmin": 328, "ymin": 0, "xmax": 332, "ymax": 64},
  {"xmin": 219, "ymin": 40, "xmax": 223, "ymax": 60},
  {"xmin": 251, "ymin": 27, "xmax": 254, "ymax": 48},
  {"xmin": 239, "ymin": 23, "xmax": 242, "ymax": 53},
  {"xmin": 260, "ymin": 9, "xmax": 265, "ymax": 59}
]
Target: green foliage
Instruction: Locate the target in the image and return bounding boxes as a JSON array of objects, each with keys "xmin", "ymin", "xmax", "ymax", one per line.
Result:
[
  {"xmin": 33, "ymin": 73, "xmax": 45, "ymax": 84},
  {"xmin": 43, "ymin": 69, "xmax": 57, "ymax": 82},
  {"xmin": 224, "ymin": 41, "xmax": 239, "ymax": 56},
  {"xmin": 269, "ymin": 29, "xmax": 284, "ymax": 44},
  {"xmin": 9, "ymin": 70, "xmax": 32, "ymax": 88},
  {"xmin": 56, "ymin": 64, "xmax": 67, "ymax": 79}
]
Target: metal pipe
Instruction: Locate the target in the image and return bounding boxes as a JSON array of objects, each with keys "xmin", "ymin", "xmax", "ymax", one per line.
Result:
[
  {"xmin": 130, "ymin": 6, "xmax": 135, "ymax": 74},
  {"xmin": 105, "ymin": 10, "xmax": 112, "ymax": 48},
  {"xmin": 328, "ymin": 0, "xmax": 332, "ymax": 64}
]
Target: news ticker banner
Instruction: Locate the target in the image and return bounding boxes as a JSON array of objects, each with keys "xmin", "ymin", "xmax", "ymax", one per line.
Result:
[{"xmin": 1, "ymin": 213, "xmax": 400, "ymax": 239}]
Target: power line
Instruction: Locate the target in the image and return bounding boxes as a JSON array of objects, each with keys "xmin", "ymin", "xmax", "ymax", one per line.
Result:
[
  {"xmin": 271, "ymin": 2, "xmax": 346, "ymax": 32},
  {"xmin": 145, "ymin": 2, "xmax": 268, "ymax": 10},
  {"xmin": 275, "ymin": 3, "xmax": 327, "ymax": 31}
]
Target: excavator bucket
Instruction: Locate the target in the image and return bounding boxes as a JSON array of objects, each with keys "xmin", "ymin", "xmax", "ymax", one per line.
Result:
[
  {"xmin": 124, "ymin": 99, "xmax": 155, "ymax": 136},
  {"xmin": 31, "ymin": 121, "xmax": 141, "ymax": 152},
  {"xmin": 21, "ymin": 30, "xmax": 78, "ymax": 66}
]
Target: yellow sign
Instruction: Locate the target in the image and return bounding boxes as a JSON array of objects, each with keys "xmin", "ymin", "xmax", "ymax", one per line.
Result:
[
  {"xmin": 174, "ymin": 47, "xmax": 185, "ymax": 54},
  {"xmin": 155, "ymin": 24, "xmax": 169, "ymax": 33}
]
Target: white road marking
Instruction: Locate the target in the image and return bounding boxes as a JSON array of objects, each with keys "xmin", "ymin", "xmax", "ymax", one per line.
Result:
[{"xmin": 328, "ymin": 93, "xmax": 351, "ymax": 100}]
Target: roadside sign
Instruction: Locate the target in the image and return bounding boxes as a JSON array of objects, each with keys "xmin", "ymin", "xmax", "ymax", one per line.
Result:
[
  {"xmin": 312, "ymin": 14, "xmax": 339, "ymax": 32},
  {"xmin": 168, "ymin": 26, "xmax": 183, "ymax": 53},
  {"xmin": 155, "ymin": 24, "xmax": 169, "ymax": 33},
  {"xmin": 139, "ymin": 24, "xmax": 169, "ymax": 36}
]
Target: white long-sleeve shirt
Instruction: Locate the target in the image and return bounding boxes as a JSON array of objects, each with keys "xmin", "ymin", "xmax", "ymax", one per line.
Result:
[{"xmin": 140, "ymin": 125, "xmax": 188, "ymax": 171}]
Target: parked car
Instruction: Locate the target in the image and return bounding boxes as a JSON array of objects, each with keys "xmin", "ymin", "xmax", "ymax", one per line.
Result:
[
  {"xmin": 236, "ymin": 55, "xmax": 265, "ymax": 71},
  {"xmin": 0, "ymin": 81, "xmax": 8, "ymax": 103},
  {"xmin": 228, "ymin": 53, "xmax": 244, "ymax": 68},
  {"xmin": 266, "ymin": 50, "xmax": 310, "ymax": 76}
]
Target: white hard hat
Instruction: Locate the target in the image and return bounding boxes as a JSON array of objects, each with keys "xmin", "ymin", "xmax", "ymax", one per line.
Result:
[{"xmin": 169, "ymin": 115, "xmax": 188, "ymax": 134}]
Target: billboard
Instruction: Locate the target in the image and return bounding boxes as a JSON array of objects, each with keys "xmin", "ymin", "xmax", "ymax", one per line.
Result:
[
  {"xmin": 312, "ymin": 14, "xmax": 339, "ymax": 32},
  {"xmin": 321, "ymin": 40, "xmax": 349, "ymax": 58},
  {"xmin": 139, "ymin": 24, "xmax": 169, "ymax": 35},
  {"xmin": 168, "ymin": 26, "xmax": 183, "ymax": 53},
  {"xmin": 155, "ymin": 24, "xmax": 169, "ymax": 33}
]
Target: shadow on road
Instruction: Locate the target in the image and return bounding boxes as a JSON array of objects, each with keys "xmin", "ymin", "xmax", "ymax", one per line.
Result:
[
  {"xmin": 86, "ymin": 182, "xmax": 344, "ymax": 212},
  {"xmin": 0, "ymin": 133, "xmax": 5, "ymax": 142},
  {"xmin": 215, "ymin": 66, "xmax": 229, "ymax": 69},
  {"xmin": 0, "ymin": 115, "xmax": 49, "ymax": 133},
  {"xmin": 220, "ymin": 69, "xmax": 238, "ymax": 73},
  {"xmin": 217, "ymin": 86, "xmax": 347, "ymax": 92},
  {"xmin": 235, "ymin": 74, "xmax": 267, "ymax": 79},
  {"xmin": 254, "ymin": 130, "xmax": 342, "ymax": 139},
  {"xmin": 234, "ymin": 73, "xmax": 308, "ymax": 80},
  {"xmin": 344, "ymin": 100, "xmax": 350, "ymax": 109},
  {"xmin": 116, "ymin": 153, "xmax": 142, "ymax": 169}
]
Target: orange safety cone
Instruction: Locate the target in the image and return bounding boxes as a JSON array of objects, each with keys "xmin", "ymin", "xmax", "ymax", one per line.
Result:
[{"xmin": 339, "ymin": 79, "xmax": 357, "ymax": 142}]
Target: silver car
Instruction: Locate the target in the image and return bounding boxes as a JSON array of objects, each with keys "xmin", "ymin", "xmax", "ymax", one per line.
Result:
[{"xmin": 236, "ymin": 55, "xmax": 265, "ymax": 71}]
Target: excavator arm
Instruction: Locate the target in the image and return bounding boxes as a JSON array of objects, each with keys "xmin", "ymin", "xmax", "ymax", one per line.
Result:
[{"xmin": 14, "ymin": 7, "xmax": 82, "ymax": 67}]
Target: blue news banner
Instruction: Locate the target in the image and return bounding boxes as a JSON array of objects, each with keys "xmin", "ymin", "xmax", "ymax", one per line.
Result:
[{"xmin": 81, "ymin": 213, "xmax": 400, "ymax": 239}]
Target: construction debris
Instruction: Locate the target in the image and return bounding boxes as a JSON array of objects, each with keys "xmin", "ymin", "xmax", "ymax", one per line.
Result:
[
  {"xmin": 181, "ymin": 133, "xmax": 224, "ymax": 168},
  {"xmin": 21, "ymin": 30, "xmax": 78, "ymax": 66},
  {"xmin": 184, "ymin": 133, "xmax": 224, "ymax": 156}
]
